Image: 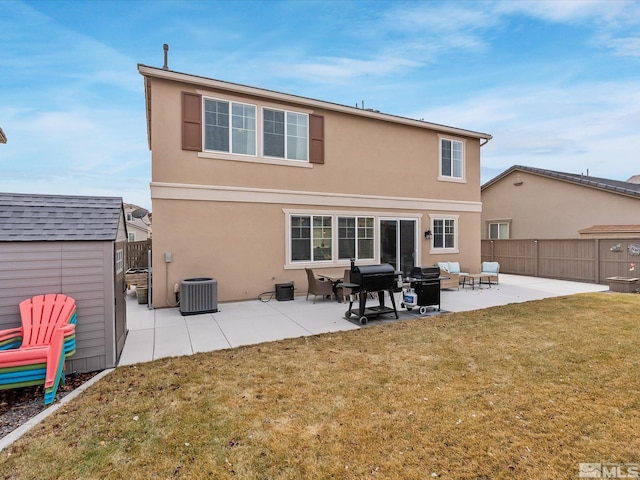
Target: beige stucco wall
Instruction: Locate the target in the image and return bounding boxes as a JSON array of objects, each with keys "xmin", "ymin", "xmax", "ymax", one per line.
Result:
[
  {"xmin": 482, "ymin": 170, "xmax": 640, "ymax": 239},
  {"xmin": 147, "ymin": 75, "xmax": 485, "ymax": 304}
]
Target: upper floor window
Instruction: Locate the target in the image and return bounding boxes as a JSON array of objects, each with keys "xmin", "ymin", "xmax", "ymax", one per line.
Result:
[
  {"xmin": 440, "ymin": 138, "xmax": 464, "ymax": 179},
  {"xmin": 489, "ymin": 222, "xmax": 509, "ymax": 239},
  {"xmin": 181, "ymin": 92, "xmax": 324, "ymax": 164},
  {"xmin": 204, "ymin": 98, "xmax": 256, "ymax": 155},
  {"xmin": 264, "ymin": 108, "xmax": 308, "ymax": 161}
]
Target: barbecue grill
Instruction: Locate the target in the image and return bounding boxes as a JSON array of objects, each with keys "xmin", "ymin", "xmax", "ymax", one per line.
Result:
[
  {"xmin": 344, "ymin": 260, "xmax": 400, "ymax": 324},
  {"xmin": 402, "ymin": 266, "xmax": 442, "ymax": 314}
]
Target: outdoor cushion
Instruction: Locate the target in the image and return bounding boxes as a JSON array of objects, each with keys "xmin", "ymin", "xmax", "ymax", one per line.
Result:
[
  {"xmin": 437, "ymin": 262, "xmax": 449, "ymax": 272},
  {"xmin": 481, "ymin": 262, "xmax": 500, "ymax": 275},
  {"xmin": 448, "ymin": 262, "xmax": 461, "ymax": 274}
]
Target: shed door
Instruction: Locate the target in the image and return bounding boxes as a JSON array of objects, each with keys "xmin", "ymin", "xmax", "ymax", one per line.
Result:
[{"xmin": 114, "ymin": 243, "xmax": 127, "ymax": 361}]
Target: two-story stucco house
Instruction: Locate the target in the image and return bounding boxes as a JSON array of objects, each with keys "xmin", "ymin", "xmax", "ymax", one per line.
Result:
[{"xmin": 138, "ymin": 64, "xmax": 492, "ymax": 305}]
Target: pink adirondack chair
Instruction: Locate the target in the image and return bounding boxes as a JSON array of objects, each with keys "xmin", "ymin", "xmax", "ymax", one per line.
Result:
[{"xmin": 0, "ymin": 294, "xmax": 77, "ymax": 404}]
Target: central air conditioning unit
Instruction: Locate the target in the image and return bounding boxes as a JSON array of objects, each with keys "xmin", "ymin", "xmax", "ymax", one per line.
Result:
[{"xmin": 179, "ymin": 277, "xmax": 218, "ymax": 316}]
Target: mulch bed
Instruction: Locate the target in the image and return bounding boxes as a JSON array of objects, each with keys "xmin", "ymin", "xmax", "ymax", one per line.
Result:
[{"xmin": 0, "ymin": 371, "xmax": 100, "ymax": 439}]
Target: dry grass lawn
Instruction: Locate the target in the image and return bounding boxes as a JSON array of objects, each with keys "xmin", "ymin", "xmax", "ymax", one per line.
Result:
[{"xmin": 1, "ymin": 292, "xmax": 639, "ymax": 479}]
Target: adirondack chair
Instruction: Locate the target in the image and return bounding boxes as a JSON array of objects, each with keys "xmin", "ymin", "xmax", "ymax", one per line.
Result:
[{"xmin": 0, "ymin": 294, "xmax": 77, "ymax": 405}]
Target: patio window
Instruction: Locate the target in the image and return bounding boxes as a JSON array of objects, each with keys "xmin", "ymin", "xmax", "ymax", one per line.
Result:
[
  {"xmin": 338, "ymin": 216, "xmax": 375, "ymax": 260},
  {"xmin": 432, "ymin": 218, "xmax": 457, "ymax": 250},
  {"xmin": 291, "ymin": 215, "xmax": 332, "ymax": 262}
]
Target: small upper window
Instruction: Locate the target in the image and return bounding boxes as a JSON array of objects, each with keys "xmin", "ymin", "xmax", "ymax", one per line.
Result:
[
  {"xmin": 264, "ymin": 108, "xmax": 308, "ymax": 161},
  {"xmin": 204, "ymin": 98, "xmax": 256, "ymax": 155},
  {"xmin": 440, "ymin": 138, "xmax": 464, "ymax": 179},
  {"xmin": 489, "ymin": 222, "xmax": 509, "ymax": 239}
]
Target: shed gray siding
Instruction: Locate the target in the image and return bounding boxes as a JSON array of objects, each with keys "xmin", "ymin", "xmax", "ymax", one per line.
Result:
[
  {"xmin": 0, "ymin": 241, "xmax": 116, "ymax": 372},
  {"xmin": 0, "ymin": 192, "xmax": 127, "ymax": 373}
]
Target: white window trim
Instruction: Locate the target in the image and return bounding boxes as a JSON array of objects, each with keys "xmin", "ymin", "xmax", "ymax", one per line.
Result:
[
  {"xmin": 262, "ymin": 107, "xmax": 309, "ymax": 162},
  {"xmin": 283, "ymin": 209, "xmax": 423, "ymax": 269},
  {"xmin": 197, "ymin": 150, "xmax": 313, "ymax": 168},
  {"xmin": 428, "ymin": 214, "xmax": 460, "ymax": 254},
  {"xmin": 437, "ymin": 135, "xmax": 466, "ymax": 183},
  {"xmin": 202, "ymin": 95, "xmax": 258, "ymax": 158}
]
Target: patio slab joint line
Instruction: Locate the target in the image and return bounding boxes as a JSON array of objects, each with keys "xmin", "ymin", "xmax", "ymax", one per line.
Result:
[{"xmin": 266, "ymin": 302, "xmax": 317, "ymax": 336}]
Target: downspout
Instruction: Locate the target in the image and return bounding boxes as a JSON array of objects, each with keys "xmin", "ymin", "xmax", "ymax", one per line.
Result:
[{"xmin": 480, "ymin": 135, "xmax": 492, "ymax": 147}]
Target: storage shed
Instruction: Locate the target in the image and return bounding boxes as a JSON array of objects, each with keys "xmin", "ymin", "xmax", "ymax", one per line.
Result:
[{"xmin": 0, "ymin": 193, "xmax": 128, "ymax": 372}]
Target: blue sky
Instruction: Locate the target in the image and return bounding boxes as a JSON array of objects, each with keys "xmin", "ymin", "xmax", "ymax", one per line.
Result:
[{"xmin": 1, "ymin": 0, "xmax": 639, "ymax": 210}]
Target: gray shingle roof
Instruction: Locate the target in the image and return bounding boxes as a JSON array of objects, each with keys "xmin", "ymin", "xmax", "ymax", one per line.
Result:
[
  {"xmin": 0, "ymin": 193, "xmax": 123, "ymax": 242},
  {"xmin": 482, "ymin": 165, "xmax": 640, "ymax": 199}
]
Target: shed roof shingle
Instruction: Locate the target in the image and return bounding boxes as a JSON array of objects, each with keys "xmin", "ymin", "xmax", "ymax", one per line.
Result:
[{"xmin": 0, "ymin": 192, "xmax": 123, "ymax": 242}]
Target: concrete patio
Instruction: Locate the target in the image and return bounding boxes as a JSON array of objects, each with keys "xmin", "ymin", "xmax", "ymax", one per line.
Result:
[{"xmin": 118, "ymin": 274, "xmax": 607, "ymax": 366}]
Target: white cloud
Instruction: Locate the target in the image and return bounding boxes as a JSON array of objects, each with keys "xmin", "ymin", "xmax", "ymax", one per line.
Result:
[
  {"xmin": 412, "ymin": 80, "xmax": 640, "ymax": 182},
  {"xmin": 281, "ymin": 55, "xmax": 422, "ymax": 83}
]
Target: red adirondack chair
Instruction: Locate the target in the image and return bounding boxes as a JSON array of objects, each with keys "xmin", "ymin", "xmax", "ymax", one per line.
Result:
[{"xmin": 0, "ymin": 294, "xmax": 77, "ymax": 404}]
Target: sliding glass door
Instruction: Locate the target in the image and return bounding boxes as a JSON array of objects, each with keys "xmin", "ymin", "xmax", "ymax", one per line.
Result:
[{"xmin": 379, "ymin": 219, "xmax": 417, "ymax": 276}]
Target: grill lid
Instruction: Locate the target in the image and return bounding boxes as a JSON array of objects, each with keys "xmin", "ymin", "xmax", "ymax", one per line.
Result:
[
  {"xmin": 410, "ymin": 266, "xmax": 440, "ymax": 279},
  {"xmin": 352, "ymin": 263, "xmax": 396, "ymax": 276}
]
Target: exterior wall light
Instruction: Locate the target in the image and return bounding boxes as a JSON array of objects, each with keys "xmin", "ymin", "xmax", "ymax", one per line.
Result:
[{"xmin": 424, "ymin": 230, "xmax": 432, "ymax": 239}]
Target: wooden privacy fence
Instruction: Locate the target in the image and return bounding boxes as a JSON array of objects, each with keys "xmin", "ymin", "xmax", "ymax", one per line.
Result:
[
  {"xmin": 481, "ymin": 238, "xmax": 640, "ymax": 284},
  {"xmin": 126, "ymin": 239, "xmax": 151, "ymax": 269}
]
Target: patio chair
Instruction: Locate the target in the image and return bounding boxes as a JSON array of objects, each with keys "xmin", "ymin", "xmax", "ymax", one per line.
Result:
[
  {"xmin": 335, "ymin": 269, "xmax": 353, "ymax": 303},
  {"xmin": 437, "ymin": 262, "xmax": 468, "ymax": 290},
  {"xmin": 0, "ymin": 294, "xmax": 77, "ymax": 405},
  {"xmin": 481, "ymin": 262, "xmax": 500, "ymax": 284},
  {"xmin": 305, "ymin": 268, "xmax": 334, "ymax": 303}
]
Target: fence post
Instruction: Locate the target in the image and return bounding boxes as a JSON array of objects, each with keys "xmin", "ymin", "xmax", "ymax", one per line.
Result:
[
  {"xmin": 594, "ymin": 238, "xmax": 600, "ymax": 283},
  {"xmin": 534, "ymin": 240, "xmax": 539, "ymax": 277}
]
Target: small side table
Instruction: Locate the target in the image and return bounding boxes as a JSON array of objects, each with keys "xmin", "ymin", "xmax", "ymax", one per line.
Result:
[{"xmin": 460, "ymin": 273, "xmax": 492, "ymax": 290}]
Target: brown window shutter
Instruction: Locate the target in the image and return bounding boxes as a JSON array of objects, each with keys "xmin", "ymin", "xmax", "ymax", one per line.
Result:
[
  {"xmin": 309, "ymin": 114, "xmax": 324, "ymax": 164},
  {"xmin": 182, "ymin": 92, "xmax": 202, "ymax": 151}
]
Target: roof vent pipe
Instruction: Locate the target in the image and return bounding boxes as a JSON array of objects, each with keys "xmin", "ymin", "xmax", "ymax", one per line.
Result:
[{"xmin": 163, "ymin": 43, "xmax": 169, "ymax": 70}]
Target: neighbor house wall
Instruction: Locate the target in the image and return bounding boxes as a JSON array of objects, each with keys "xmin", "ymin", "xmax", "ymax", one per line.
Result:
[
  {"xmin": 146, "ymin": 74, "xmax": 485, "ymax": 304},
  {"xmin": 482, "ymin": 170, "xmax": 640, "ymax": 239},
  {"xmin": 0, "ymin": 241, "xmax": 116, "ymax": 372}
]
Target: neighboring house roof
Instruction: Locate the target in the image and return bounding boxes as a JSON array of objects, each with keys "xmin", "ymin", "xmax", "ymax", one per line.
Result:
[
  {"xmin": 0, "ymin": 128, "xmax": 6, "ymax": 144},
  {"xmin": 0, "ymin": 192, "xmax": 123, "ymax": 242},
  {"xmin": 482, "ymin": 165, "xmax": 640, "ymax": 200},
  {"xmin": 137, "ymin": 64, "xmax": 493, "ymax": 150},
  {"xmin": 627, "ymin": 175, "xmax": 640, "ymax": 184},
  {"xmin": 579, "ymin": 225, "xmax": 640, "ymax": 234}
]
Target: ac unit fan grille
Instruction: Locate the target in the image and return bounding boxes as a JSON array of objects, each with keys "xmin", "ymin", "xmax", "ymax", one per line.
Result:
[{"xmin": 180, "ymin": 278, "xmax": 218, "ymax": 315}]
